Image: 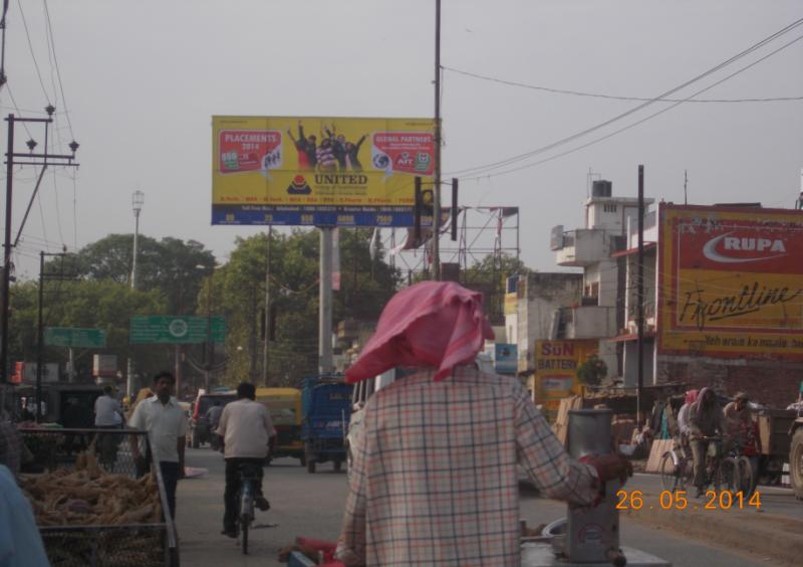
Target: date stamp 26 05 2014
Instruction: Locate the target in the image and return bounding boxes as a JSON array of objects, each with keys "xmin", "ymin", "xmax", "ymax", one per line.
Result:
[{"xmin": 615, "ymin": 489, "xmax": 762, "ymax": 512}]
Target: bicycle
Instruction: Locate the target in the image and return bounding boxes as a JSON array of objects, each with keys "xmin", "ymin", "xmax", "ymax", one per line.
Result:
[
  {"xmin": 693, "ymin": 435, "xmax": 738, "ymax": 496},
  {"xmin": 726, "ymin": 439, "xmax": 755, "ymax": 497},
  {"xmin": 235, "ymin": 462, "xmax": 263, "ymax": 555},
  {"xmin": 660, "ymin": 438, "xmax": 693, "ymax": 491},
  {"xmin": 234, "ymin": 463, "xmax": 270, "ymax": 555}
]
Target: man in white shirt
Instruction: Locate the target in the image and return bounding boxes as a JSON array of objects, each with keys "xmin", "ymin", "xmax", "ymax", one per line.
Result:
[
  {"xmin": 94, "ymin": 385, "xmax": 123, "ymax": 427},
  {"xmin": 94, "ymin": 385, "xmax": 124, "ymax": 470},
  {"xmin": 128, "ymin": 371, "xmax": 188, "ymax": 518},
  {"xmin": 216, "ymin": 382, "xmax": 276, "ymax": 537}
]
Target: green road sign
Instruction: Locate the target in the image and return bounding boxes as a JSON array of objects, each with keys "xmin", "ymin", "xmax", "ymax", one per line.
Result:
[
  {"xmin": 44, "ymin": 327, "xmax": 107, "ymax": 348},
  {"xmin": 129, "ymin": 316, "xmax": 227, "ymax": 344}
]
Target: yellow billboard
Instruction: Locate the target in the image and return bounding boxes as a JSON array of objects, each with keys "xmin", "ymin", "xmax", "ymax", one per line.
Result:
[
  {"xmin": 534, "ymin": 339, "xmax": 598, "ymax": 411},
  {"xmin": 212, "ymin": 116, "xmax": 436, "ymax": 227},
  {"xmin": 658, "ymin": 204, "xmax": 803, "ymax": 360}
]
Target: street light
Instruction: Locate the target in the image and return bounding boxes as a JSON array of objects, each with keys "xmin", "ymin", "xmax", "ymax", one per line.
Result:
[
  {"xmin": 127, "ymin": 190, "xmax": 144, "ymax": 399},
  {"xmin": 131, "ymin": 190, "xmax": 144, "ymax": 290}
]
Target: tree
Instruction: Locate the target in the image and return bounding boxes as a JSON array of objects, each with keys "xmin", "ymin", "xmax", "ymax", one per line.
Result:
[
  {"xmin": 65, "ymin": 234, "xmax": 215, "ymax": 315},
  {"xmin": 212, "ymin": 228, "xmax": 400, "ymax": 387},
  {"xmin": 8, "ymin": 279, "xmax": 167, "ymax": 381},
  {"xmin": 462, "ymin": 254, "xmax": 531, "ymax": 324}
]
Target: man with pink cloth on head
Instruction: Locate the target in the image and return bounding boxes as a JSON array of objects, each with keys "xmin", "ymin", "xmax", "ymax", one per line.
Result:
[{"xmin": 335, "ymin": 281, "xmax": 632, "ymax": 567}]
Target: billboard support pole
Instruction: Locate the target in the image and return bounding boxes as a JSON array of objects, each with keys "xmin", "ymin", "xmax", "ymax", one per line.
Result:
[
  {"xmin": 262, "ymin": 227, "xmax": 271, "ymax": 386},
  {"xmin": 319, "ymin": 227, "xmax": 334, "ymax": 375},
  {"xmin": 432, "ymin": 0, "xmax": 442, "ymax": 281},
  {"xmin": 637, "ymin": 165, "xmax": 645, "ymax": 428}
]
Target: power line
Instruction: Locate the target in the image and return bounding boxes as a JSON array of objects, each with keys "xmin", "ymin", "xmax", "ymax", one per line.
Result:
[
  {"xmin": 443, "ymin": 65, "xmax": 803, "ymax": 103},
  {"xmin": 446, "ymin": 16, "xmax": 803, "ymax": 178},
  {"xmin": 42, "ymin": 0, "xmax": 74, "ymax": 139},
  {"xmin": 15, "ymin": 0, "xmax": 51, "ymax": 103},
  {"xmin": 459, "ymin": 32, "xmax": 803, "ymax": 182}
]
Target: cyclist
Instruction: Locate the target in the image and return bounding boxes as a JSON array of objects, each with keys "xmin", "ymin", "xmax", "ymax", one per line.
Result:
[
  {"xmin": 216, "ymin": 382, "xmax": 276, "ymax": 538},
  {"xmin": 724, "ymin": 392, "xmax": 761, "ymax": 487},
  {"xmin": 688, "ymin": 387, "xmax": 726, "ymax": 497},
  {"xmin": 675, "ymin": 389, "xmax": 698, "ymax": 456}
]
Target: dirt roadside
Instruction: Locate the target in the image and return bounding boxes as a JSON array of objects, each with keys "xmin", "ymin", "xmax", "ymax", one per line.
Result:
[{"xmin": 625, "ymin": 502, "xmax": 803, "ymax": 566}]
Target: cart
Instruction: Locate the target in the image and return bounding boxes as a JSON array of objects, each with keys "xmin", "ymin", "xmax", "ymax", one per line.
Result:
[{"xmin": 19, "ymin": 427, "xmax": 180, "ymax": 567}]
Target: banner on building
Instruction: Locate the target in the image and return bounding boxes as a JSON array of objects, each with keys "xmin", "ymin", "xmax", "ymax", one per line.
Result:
[
  {"xmin": 534, "ymin": 339, "xmax": 598, "ymax": 411},
  {"xmin": 212, "ymin": 116, "xmax": 436, "ymax": 227},
  {"xmin": 658, "ymin": 204, "xmax": 803, "ymax": 360}
]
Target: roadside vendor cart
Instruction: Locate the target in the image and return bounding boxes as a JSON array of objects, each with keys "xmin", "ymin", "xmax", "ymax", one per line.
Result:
[{"xmin": 19, "ymin": 427, "xmax": 179, "ymax": 567}]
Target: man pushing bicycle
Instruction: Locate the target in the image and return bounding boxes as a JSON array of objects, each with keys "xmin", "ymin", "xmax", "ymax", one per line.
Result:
[
  {"xmin": 216, "ymin": 382, "xmax": 276, "ymax": 538},
  {"xmin": 688, "ymin": 387, "xmax": 727, "ymax": 498}
]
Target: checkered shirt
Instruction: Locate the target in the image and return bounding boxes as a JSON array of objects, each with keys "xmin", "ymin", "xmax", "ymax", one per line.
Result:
[{"xmin": 336, "ymin": 367, "xmax": 599, "ymax": 567}]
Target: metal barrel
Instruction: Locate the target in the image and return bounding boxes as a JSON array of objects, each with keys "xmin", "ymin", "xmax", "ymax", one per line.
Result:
[{"xmin": 567, "ymin": 408, "xmax": 613, "ymax": 459}]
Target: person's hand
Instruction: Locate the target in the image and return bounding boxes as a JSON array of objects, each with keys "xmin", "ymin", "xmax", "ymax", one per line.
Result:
[{"xmin": 581, "ymin": 453, "xmax": 633, "ymax": 486}]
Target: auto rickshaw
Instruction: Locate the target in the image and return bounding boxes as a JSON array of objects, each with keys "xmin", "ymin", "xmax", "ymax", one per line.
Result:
[{"xmin": 255, "ymin": 387, "xmax": 305, "ymax": 465}]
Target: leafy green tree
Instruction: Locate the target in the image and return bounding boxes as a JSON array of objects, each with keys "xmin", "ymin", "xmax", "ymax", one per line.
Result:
[
  {"xmin": 9, "ymin": 279, "xmax": 167, "ymax": 381},
  {"xmin": 63, "ymin": 234, "xmax": 215, "ymax": 315},
  {"xmin": 211, "ymin": 228, "xmax": 400, "ymax": 387}
]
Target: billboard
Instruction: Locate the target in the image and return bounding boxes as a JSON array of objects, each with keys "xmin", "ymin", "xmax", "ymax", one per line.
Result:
[
  {"xmin": 534, "ymin": 339, "xmax": 598, "ymax": 411},
  {"xmin": 658, "ymin": 204, "xmax": 803, "ymax": 360},
  {"xmin": 212, "ymin": 116, "xmax": 436, "ymax": 227}
]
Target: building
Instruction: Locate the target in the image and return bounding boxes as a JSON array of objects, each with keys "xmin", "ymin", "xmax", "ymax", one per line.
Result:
[{"xmin": 551, "ymin": 180, "xmax": 654, "ymax": 381}]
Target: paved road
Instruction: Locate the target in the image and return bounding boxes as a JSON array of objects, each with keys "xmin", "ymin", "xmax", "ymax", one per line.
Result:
[{"xmin": 176, "ymin": 447, "xmax": 800, "ymax": 566}]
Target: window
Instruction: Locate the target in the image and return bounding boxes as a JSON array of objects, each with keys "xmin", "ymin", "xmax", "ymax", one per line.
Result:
[{"xmin": 603, "ymin": 204, "xmax": 618, "ymax": 213}]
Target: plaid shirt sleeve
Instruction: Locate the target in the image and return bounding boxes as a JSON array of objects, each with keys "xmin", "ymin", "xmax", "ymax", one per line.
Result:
[
  {"xmin": 336, "ymin": 422, "xmax": 368, "ymax": 566},
  {"xmin": 514, "ymin": 389, "xmax": 600, "ymax": 506}
]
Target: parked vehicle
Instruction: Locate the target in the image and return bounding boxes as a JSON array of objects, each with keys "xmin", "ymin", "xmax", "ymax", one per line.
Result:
[
  {"xmin": 300, "ymin": 376, "xmax": 352, "ymax": 473},
  {"xmin": 787, "ymin": 411, "xmax": 803, "ymax": 500},
  {"xmin": 255, "ymin": 387, "xmax": 304, "ymax": 465},
  {"xmin": 188, "ymin": 389, "xmax": 236, "ymax": 448}
]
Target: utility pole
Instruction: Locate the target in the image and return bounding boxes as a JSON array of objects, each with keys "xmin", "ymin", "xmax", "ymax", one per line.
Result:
[
  {"xmin": 637, "ymin": 165, "xmax": 645, "ymax": 428},
  {"xmin": 36, "ymin": 251, "xmax": 72, "ymax": 422},
  {"xmin": 319, "ymin": 227, "xmax": 334, "ymax": 375},
  {"xmin": 2, "ymin": 112, "xmax": 79, "ymax": 384},
  {"xmin": 432, "ymin": 0, "xmax": 442, "ymax": 281},
  {"xmin": 262, "ymin": 227, "xmax": 271, "ymax": 386}
]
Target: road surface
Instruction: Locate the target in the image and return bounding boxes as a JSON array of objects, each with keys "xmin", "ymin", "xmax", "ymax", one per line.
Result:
[{"xmin": 175, "ymin": 447, "xmax": 800, "ymax": 566}]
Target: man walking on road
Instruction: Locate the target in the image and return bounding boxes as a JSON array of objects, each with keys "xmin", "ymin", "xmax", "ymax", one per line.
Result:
[
  {"xmin": 128, "ymin": 371, "xmax": 188, "ymax": 518},
  {"xmin": 216, "ymin": 381, "xmax": 276, "ymax": 538}
]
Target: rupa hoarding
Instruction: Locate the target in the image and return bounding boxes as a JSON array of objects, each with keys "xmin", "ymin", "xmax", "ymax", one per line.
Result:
[
  {"xmin": 658, "ymin": 204, "xmax": 803, "ymax": 360},
  {"xmin": 212, "ymin": 116, "xmax": 436, "ymax": 227}
]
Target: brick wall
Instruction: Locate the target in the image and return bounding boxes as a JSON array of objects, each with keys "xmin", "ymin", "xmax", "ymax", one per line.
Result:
[{"xmin": 657, "ymin": 357, "xmax": 803, "ymax": 408}]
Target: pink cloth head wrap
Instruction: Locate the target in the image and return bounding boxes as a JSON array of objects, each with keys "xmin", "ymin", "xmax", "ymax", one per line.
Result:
[
  {"xmin": 684, "ymin": 389, "xmax": 699, "ymax": 405},
  {"xmin": 345, "ymin": 281, "xmax": 495, "ymax": 383}
]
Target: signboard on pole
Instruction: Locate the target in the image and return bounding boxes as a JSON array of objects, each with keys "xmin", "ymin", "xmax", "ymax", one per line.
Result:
[
  {"xmin": 494, "ymin": 343, "xmax": 518, "ymax": 375},
  {"xmin": 130, "ymin": 316, "xmax": 227, "ymax": 344},
  {"xmin": 44, "ymin": 327, "xmax": 107, "ymax": 348},
  {"xmin": 211, "ymin": 116, "xmax": 437, "ymax": 227},
  {"xmin": 93, "ymin": 354, "xmax": 118, "ymax": 378},
  {"xmin": 534, "ymin": 339, "xmax": 598, "ymax": 412}
]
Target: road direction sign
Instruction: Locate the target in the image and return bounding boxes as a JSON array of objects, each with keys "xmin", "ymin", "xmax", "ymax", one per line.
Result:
[
  {"xmin": 44, "ymin": 327, "xmax": 107, "ymax": 348},
  {"xmin": 130, "ymin": 316, "xmax": 226, "ymax": 344}
]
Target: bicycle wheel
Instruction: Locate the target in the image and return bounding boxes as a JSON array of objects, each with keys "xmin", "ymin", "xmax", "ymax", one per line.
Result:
[
  {"xmin": 241, "ymin": 514, "xmax": 249, "ymax": 555},
  {"xmin": 719, "ymin": 457, "xmax": 737, "ymax": 493},
  {"xmin": 735, "ymin": 456, "xmax": 754, "ymax": 496},
  {"xmin": 660, "ymin": 451, "xmax": 681, "ymax": 491}
]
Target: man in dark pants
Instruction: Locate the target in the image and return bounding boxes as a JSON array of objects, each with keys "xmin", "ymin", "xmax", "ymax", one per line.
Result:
[
  {"xmin": 215, "ymin": 382, "xmax": 276, "ymax": 537},
  {"xmin": 128, "ymin": 372, "xmax": 188, "ymax": 518}
]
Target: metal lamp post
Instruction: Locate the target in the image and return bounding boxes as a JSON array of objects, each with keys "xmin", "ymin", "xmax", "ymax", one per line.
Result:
[
  {"xmin": 131, "ymin": 190, "xmax": 144, "ymax": 290},
  {"xmin": 127, "ymin": 190, "xmax": 144, "ymax": 398}
]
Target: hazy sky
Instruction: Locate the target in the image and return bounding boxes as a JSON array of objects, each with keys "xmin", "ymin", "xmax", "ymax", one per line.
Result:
[{"xmin": 3, "ymin": 0, "xmax": 802, "ymax": 280}]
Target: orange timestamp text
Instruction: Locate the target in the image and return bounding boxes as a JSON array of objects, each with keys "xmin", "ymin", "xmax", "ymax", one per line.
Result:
[{"xmin": 616, "ymin": 489, "xmax": 762, "ymax": 511}]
